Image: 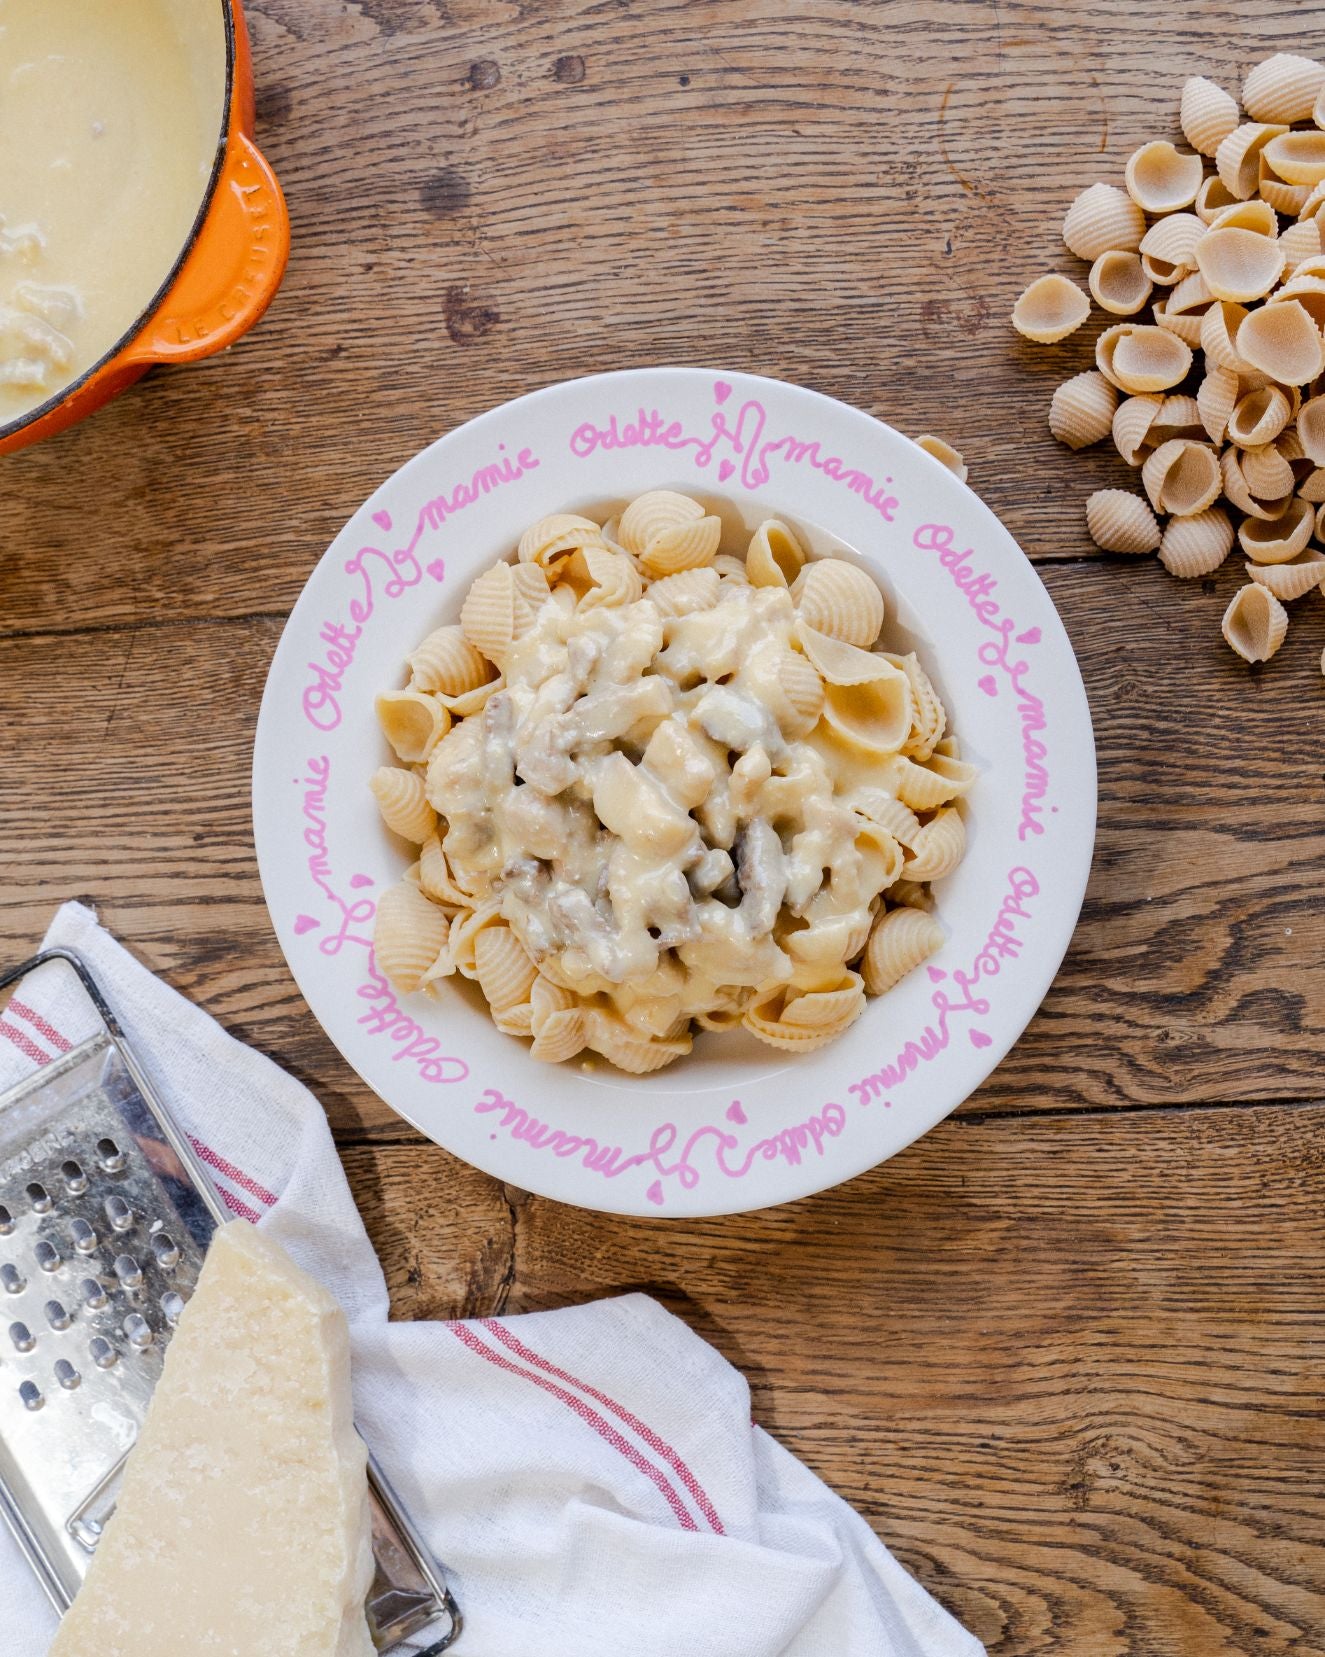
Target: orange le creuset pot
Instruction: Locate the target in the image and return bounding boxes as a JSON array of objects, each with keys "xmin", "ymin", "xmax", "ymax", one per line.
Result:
[{"xmin": 0, "ymin": 0, "xmax": 289, "ymax": 455}]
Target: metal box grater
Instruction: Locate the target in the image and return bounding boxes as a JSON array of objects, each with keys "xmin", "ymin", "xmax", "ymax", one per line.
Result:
[{"xmin": 0, "ymin": 948, "xmax": 460, "ymax": 1653}]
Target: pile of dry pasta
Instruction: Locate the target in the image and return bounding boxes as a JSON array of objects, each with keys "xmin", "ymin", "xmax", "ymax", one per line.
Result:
[{"xmin": 1011, "ymin": 52, "xmax": 1325, "ymax": 676}]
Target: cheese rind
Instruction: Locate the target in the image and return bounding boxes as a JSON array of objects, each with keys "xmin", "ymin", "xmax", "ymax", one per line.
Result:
[{"xmin": 50, "ymin": 1221, "xmax": 375, "ymax": 1657}]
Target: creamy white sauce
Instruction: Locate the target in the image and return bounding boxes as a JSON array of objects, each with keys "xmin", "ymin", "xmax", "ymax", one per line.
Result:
[{"xmin": 0, "ymin": 0, "xmax": 225, "ymax": 424}]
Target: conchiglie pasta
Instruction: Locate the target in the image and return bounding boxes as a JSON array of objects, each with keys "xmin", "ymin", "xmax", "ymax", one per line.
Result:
[
  {"xmin": 373, "ymin": 880, "xmax": 450, "ymax": 994},
  {"xmin": 1245, "ymin": 549, "xmax": 1325, "ymax": 599},
  {"xmin": 407, "ymin": 624, "xmax": 494, "ymax": 696},
  {"xmin": 1243, "ymin": 53, "xmax": 1325, "ymax": 124},
  {"xmin": 639, "ymin": 515, "xmax": 722, "ymax": 578},
  {"xmin": 746, "ymin": 519, "xmax": 806, "ymax": 587},
  {"xmin": 618, "ymin": 489, "xmax": 703, "ymax": 558},
  {"xmin": 792, "ymin": 559, "xmax": 885, "ymax": 647},
  {"xmin": 1180, "ymin": 76, "xmax": 1240, "ymax": 157},
  {"xmin": 459, "ymin": 561, "xmax": 524, "ymax": 663},
  {"xmin": 914, "ymin": 434, "xmax": 968, "ymax": 480},
  {"xmin": 1063, "ymin": 183, "xmax": 1146, "ymax": 260},
  {"xmin": 473, "ymin": 925, "xmax": 538, "ymax": 1012},
  {"xmin": 820, "ymin": 669, "xmax": 913, "ymax": 757},
  {"xmin": 1011, "ymin": 273, "xmax": 1091, "ymax": 343},
  {"xmin": 1085, "ymin": 489, "xmax": 1161, "ymax": 553},
  {"xmin": 902, "ymin": 805, "xmax": 966, "ymax": 882},
  {"xmin": 376, "ymin": 689, "xmax": 450, "ymax": 763},
  {"xmin": 1222, "ymin": 583, "xmax": 1289, "ymax": 661},
  {"xmin": 370, "ymin": 766, "xmax": 436, "ymax": 843},
  {"xmin": 647, "ymin": 565, "xmax": 721, "ymax": 616},
  {"xmin": 1049, "ymin": 370, "xmax": 1119, "ymax": 450},
  {"xmin": 1158, "ymin": 507, "xmax": 1234, "ymax": 578},
  {"xmin": 861, "ymin": 906, "xmax": 946, "ymax": 997}
]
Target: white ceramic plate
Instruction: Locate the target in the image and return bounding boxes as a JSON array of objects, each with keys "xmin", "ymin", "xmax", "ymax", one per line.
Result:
[{"xmin": 253, "ymin": 368, "xmax": 1095, "ymax": 1216}]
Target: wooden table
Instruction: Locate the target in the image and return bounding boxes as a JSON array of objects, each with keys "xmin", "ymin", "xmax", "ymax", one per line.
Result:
[{"xmin": 2, "ymin": 2, "xmax": 1323, "ymax": 1650}]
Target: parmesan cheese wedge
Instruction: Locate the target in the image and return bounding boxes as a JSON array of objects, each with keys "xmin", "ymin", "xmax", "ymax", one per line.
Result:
[{"xmin": 50, "ymin": 1221, "xmax": 375, "ymax": 1657}]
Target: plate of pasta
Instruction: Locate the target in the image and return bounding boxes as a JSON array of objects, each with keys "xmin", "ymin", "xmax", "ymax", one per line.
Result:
[{"xmin": 253, "ymin": 368, "xmax": 1095, "ymax": 1215}]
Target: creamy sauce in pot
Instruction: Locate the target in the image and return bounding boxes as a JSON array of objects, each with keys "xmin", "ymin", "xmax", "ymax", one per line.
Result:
[{"xmin": 0, "ymin": 0, "xmax": 226, "ymax": 426}]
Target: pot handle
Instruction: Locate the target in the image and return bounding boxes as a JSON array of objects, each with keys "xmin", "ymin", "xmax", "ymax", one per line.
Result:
[{"xmin": 122, "ymin": 130, "xmax": 289, "ymax": 367}]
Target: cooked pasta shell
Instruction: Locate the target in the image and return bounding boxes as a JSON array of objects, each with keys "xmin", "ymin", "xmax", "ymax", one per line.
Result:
[
  {"xmin": 1262, "ymin": 131, "xmax": 1325, "ymax": 187},
  {"xmin": 861, "ymin": 906, "xmax": 945, "ymax": 998},
  {"xmin": 1140, "ymin": 439, "xmax": 1220, "ymax": 516},
  {"xmin": 902, "ymin": 805, "xmax": 966, "ymax": 882},
  {"xmin": 1181, "ymin": 75, "xmax": 1240, "ymax": 156},
  {"xmin": 647, "ymin": 565, "xmax": 721, "ymax": 616},
  {"xmin": 473, "ymin": 924, "xmax": 538, "ymax": 1012},
  {"xmin": 1125, "ymin": 141, "xmax": 1204, "ymax": 213},
  {"xmin": 1011, "ymin": 273, "xmax": 1090, "ymax": 343},
  {"xmin": 1239, "ymin": 440, "xmax": 1297, "ymax": 499},
  {"xmin": 1216, "ymin": 122, "xmax": 1290, "ymax": 200},
  {"xmin": 884, "ymin": 650, "xmax": 947, "ymax": 760},
  {"xmin": 437, "ymin": 675, "xmax": 503, "ymax": 718},
  {"xmin": 1259, "ymin": 169, "xmax": 1310, "ymax": 217},
  {"xmin": 446, "ymin": 900, "xmax": 506, "ymax": 979},
  {"xmin": 1297, "ymin": 393, "xmax": 1325, "ymax": 462},
  {"xmin": 583, "ymin": 1009, "xmax": 690, "ymax": 1073},
  {"xmin": 491, "ymin": 1001, "xmax": 534, "ymax": 1038},
  {"xmin": 1226, "ymin": 384, "xmax": 1294, "ymax": 447},
  {"xmin": 373, "ymin": 881, "xmax": 449, "ymax": 994},
  {"xmin": 1243, "ymin": 53, "xmax": 1325, "ymax": 122},
  {"xmin": 460, "ymin": 561, "xmax": 524, "ymax": 663},
  {"xmin": 914, "ymin": 434, "xmax": 968, "ymax": 480},
  {"xmin": 563, "ymin": 543, "xmax": 644, "ymax": 609},
  {"xmin": 1085, "ymin": 488, "xmax": 1161, "ymax": 553},
  {"xmin": 743, "ymin": 980, "xmax": 865, "ymax": 1052},
  {"xmin": 639, "ymin": 515, "xmax": 722, "ymax": 578},
  {"xmin": 820, "ymin": 670, "xmax": 913, "ymax": 756},
  {"xmin": 1150, "ymin": 395, "xmax": 1205, "ymax": 443},
  {"xmin": 1199, "ymin": 301, "xmax": 1252, "ymax": 373},
  {"xmin": 1195, "ymin": 226, "xmax": 1287, "ymax": 300},
  {"xmin": 1220, "ymin": 445, "xmax": 1292, "ymax": 519},
  {"xmin": 1112, "ymin": 393, "xmax": 1163, "ymax": 464},
  {"xmin": 854, "ymin": 821, "xmax": 906, "ymax": 894},
  {"xmin": 1238, "ymin": 495, "xmax": 1314, "ymax": 562},
  {"xmin": 785, "ymin": 912, "xmax": 873, "ymax": 970},
  {"xmin": 1090, "ymin": 249, "xmax": 1154, "ymax": 312},
  {"xmin": 768, "ymin": 648, "xmax": 825, "ymax": 738},
  {"xmin": 1221, "ymin": 583, "xmax": 1289, "ymax": 661},
  {"xmin": 516, "ymin": 513, "xmax": 604, "ymax": 574},
  {"xmin": 1207, "ymin": 198, "xmax": 1280, "ymax": 237},
  {"xmin": 510, "ymin": 561, "xmax": 551, "ymax": 611},
  {"xmin": 1197, "ymin": 367, "xmax": 1240, "ymax": 443},
  {"xmin": 1049, "ymin": 369, "xmax": 1119, "ymax": 449},
  {"xmin": 1158, "ymin": 506, "xmax": 1235, "ymax": 578},
  {"xmin": 1278, "ymin": 217, "xmax": 1323, "ymax": 273},
  {"xmin": 887, "ymin": 879, "xmax": 932, "ymax": 911},
  {"xmin": 795, "ymin": 624, "xmax": 895, "ymax": 685},
  {"xmin": 879, "ymin": 751, "xmax": 978, "ymax": 810},
  {"xmin": 618, "ymin": 489, "xmax": 704, "ymax": 558},
  {"xmin": 792, "ymin": 558, "xmax": 885, "ymax": 647},
  {"xmin": 1062, "ymin": 182, "xmax": 1147, "ymax": 259},
  {"xmin": 746, "ymin": 518, "xmax": 807, "ymax": 587},
  {"xmin": 529, "ymin": 1007, "xmax": 587, "ymax": 1064},
  {"xmin": 376, "ymin": 688, "xmax": 451, "ymax": 764},
  {"xmin": 712, "ymin": 553, "xmax": 749, "ymax": 583},
  {"xmin": 530, "ymin": 971, "xmax": 578, "ymax": 1029},
  {"xmin": 370, "ymin": 765, "xmax": 436, "ymax": 844},
  {"xmin": 1245, "ymin": 548, "xmax": 1325, "ymax": 598},
  {"xmin": 850, "ymin": 788, "xmax": 922, "ymax": 846},
  {"xmin": 417, "ymin": 833, "xmax": 468, "ymax": 907},
  {"xmin": 407, "ymin": 623, "xmax": 494, "ymax": 695},
  {"xmin": 1194, "ymin": 172, "xmax": 1240, "ymax": 223},
  {"xmin": 1096, "ymin": 324, "xmax": 1192, "ymax": 393}
]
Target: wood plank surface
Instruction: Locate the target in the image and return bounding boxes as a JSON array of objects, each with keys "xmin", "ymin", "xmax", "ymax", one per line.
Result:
[{"xmin": 1, "ymin": 3, "xmax": 1323, "ymax": 1653}]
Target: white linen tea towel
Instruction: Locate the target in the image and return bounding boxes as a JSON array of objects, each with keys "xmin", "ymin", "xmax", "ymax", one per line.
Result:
[{"xmin": 2, "ymin": 902, "xmax": 983, "ymax": 1657}]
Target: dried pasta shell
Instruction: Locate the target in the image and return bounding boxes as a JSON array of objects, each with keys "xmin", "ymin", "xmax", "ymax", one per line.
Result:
[
  {"xmin": 417, "ymin": 833, "xmax": 468, "ymax": 907},
  {"xmin": 460, "ymin": 561, "xmax": 524, "ymax": 663},
  {"xmin": 370, "ymin": 766, "xmax": 436, "ymax": 844},
  {"xmin": 1199, "ymin": 301, "xmax": 1252, "ymax": 373},
  {"xmin": 1262, "ymin": 131, "xmax": 1325, "ymax": 187},
  {"xmin": 1158, "ymin": 506, "xmax": 1234, "ymax": 578},
  {"xmin": 517, "ymin": 513, "xmax": 604, "ymax": 574},
  {"xmin": 1238, "ymin": 495, "xmax": 1314, "ymax": 562},
  {"xmin": 1196, "ymin": 367, "xmax": 1240, "ymax": 443},
  {"xmin": 1268, "ymin": 273, "xmax": 1325, "ymax": 327},
  {"xmin": 1243, "ymin": 53, "xmax": 1325, "ymax": 123},
  {"xmin": 1085, "ymin": 488, "xmax": 1160, "ymax": 553},
  {"xmin": 1226, "ymin": 384, "xmax": 1294, "ymax": 447},
  {"xmin": 861, "ymin": 906, "xmax": 945, "ymax": 998},
  {"xmin": 1125, "ymin": 141, "xmax": 1204, "ymax": 213},
  {"xmin": 914, "ymin": 434, "xmax": 968, "ymax": 481},
  {"xmin": 746, "ymin": 518, "xmax": 807, "ymax": 587},
  {"xmin": 1141, "ymin": 439, "xmax": 1221, "ymax": 516},
  {"xmin": 639, "ymin": 515, "xmax": 722, "ymax": 578},
  {"xmin": 769, "ymin": 649, "xmax": 825, "ymax": 738},
  {"xmin": 565, "ymin": 543, "xmax": 644, "ymax": 608},
  {"xmin": 1275, "ymin": 420, "xmax": 1306, "ymax": 462},
  {"xmin": 1194, "ymin": 173, "xmax": 1240, "ymax": 223},
  {"xmin": 1220, "ymin": 445, "xmax": 1292, "ymax": 519},
  {"xmin": 407, "ymin": 624, "xmax": 494, "ymax": 696},
  {"xmin": 1160, "ymin": 269, "xmax": 1216, "ymax": 335},
  {"xmin": 1096, "ymin": 324, "xmax": 1192, "ymax": 393},
  {"xmin": 618, "ymin": 489, "xmax": 704, "ymax": 558},
  {"xmin": 1208, "ymin": 198, "xmax": 1280, "ymax": 237},
  {"xmin": 647, "ymin": 565, "xmax": 721, "ymax": 616},
  {"xmin": 1300, "ymin": 466, "xmax": 1325, "ymax": 501},
  {"xmin": 820, "ymin": 670, "xmax": 913, "ymax": 757},
  {"xmin": 1141, "ymin": 209, "xmax": 1206, "ymax": 262},
  {"xmin": 1195, "ymin": 227, "xmax": 1286, "ymax": 300},
  {"xmin": 373, "ymin": 881, "xmax": 449, "ymax": 994},
  {"xmin": 851, "ymin": 788, "xmax": 922, "ymax": 846},
  {"xmin": 1298, "ymin": 180, "xmax": 1325, "ymax": 221},
  {"xmin": 1239, "ymin": 441, "xmax": 1296, "ymax": 499},
  {"xmin": 1152, "ymin": 295, "xmax": 1203, "ymax": 347},
  {"xmin": 1181, "ymin": 75, "xmax": 1240, "ymax": 156},
  {"xmin": 1245, "ymin": 548, "xmax": 1325, "ymax": 598},
  {"xmin": 1150, "ymin": 395, "xmax": 1204, "ymax": 443},
  {"xmin": 473, "ymin": 925, "xmax": 538, "ymax": 1012},
  {"xmin": 1011, "ymin": 273, "xmax": 1090, "ymax": 343},
  {"xmin": 1278, "ymin": 217, "xmax": 1323, "ymax": 273},
  {"xmin": 1062, "ymin": 182, "xmax": 1147, "ymax": 260},
  {"xmin": 1112, "ymin": 394, "xmax": 1163, "ymax": 464},
  {"xmin": 1090, "ymin": 250, "xmax": 1153, "ymax": 313},
  {"xmin": 1049, "ymin": 369, "xmax": 1119, "ymax": 449},
  {"xmin": 1260, "ymin": 169, "xmax": 1311, "ymax": 217},
  {"xmin": 795, "ymin": 625, "xmax": 895, "ymax": 685},
  {"xmin": 792, "ymin": 559, "xmax": 885, "ymax": 647},
  {"xmin": 584, "ymin": 1009, "xmax": 690, "ymax": 1073},
  {"xmin": 1297, "ymin": 393, "xmax": 1325, "ymax": 462},
  {"xmin": 1216, "ymin": 122, "xmax": 1289, "ymax": 200},
  {"xmin": 376, "ymin": 689, "xmax": 450, "ymax": 764},
  {"xmin": 529, "ymin": 1007, "xmax": 586, "ymax": 1064},
  {"xmin": 902, "ymin": 805, "xmax": 966, "ymax": 882},
  {"xmin": 1221, "ymin": 583, "xmax": 1289, "ymax": 661}
]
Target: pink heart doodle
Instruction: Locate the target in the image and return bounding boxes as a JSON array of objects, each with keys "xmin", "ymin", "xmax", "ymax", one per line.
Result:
[
  {"xmin": 350, "ymin": 873, "xmax": 374, "ymax": 889},
  {"xmin": 978, "ymin": 675, "xmax": 998, "ymax": 697},
  {"xmin": 427, "ymin": 559, "xmax": 446, "ymax": 582},
  {"xmin": 714, "ymin": 380, "xmax": 732, "ymax": 404},
  {"xmin": 1016, "ymin": 627, "xmax": 1041, "ymax": 646},
  {"xmin": 372, "ymin": 509, "xmax": 392, "ymax": 532},
  {"xmin": 293, "ymin": 914, "xmax": 320, "ymax": 935},
  {"xmin": 718, "ymin": 459, "xmax": 736, "ymax": 483},
  {"xmin": 726, "ymin": 1100, "xmax": 747, "ymax": 1125},
  {"xmin": 926, "ymin": 965, "xmax": 947, "ymax": 982},
  {"xmin": 969, "ymin": 1029, "xmax": 993, "ymax": 1049},
  {"xmin": 646, "ymin": 1180, "xmax": 665, "ymax": 1206}
]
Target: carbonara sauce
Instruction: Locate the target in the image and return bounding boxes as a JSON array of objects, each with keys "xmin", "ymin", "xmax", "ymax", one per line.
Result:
[{"xmin": 0, "ymin": 0, "xmax": 225, "ymax": 425}]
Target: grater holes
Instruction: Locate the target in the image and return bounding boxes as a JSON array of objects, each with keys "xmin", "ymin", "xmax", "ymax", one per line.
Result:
[
  {"xmin": 18, "ymin": 1380, "xmax": 42, "ymax": 1410},
  {"xmin": 103, "ymin": 1194, "xmax": 133, "ymax": 1232},
  {"xmin": 89, "ymin": 1336, "xmax": 117, "ymax": 1369},
  {"xmin": 44, "ymin": 1300, "xmax": 70, "ymax": 1331},
  {"xmin": 123, "ymin": 1313, "xmax": 153, "ymax": 1350},
  {"xmin": 113, "ymin": 1255, "xmax": 142, "ymax": 1290},
  {"xmin": 95, "ymin": 1137, "xmax": 126, "ymax": 1173},
  {"xmin": 161, "ymin": 1290, "xmax": 186, "ymax": 1326},
  {"xmin": 9, "ymin": 1321, "xmax": 34, "ymax": 1353},
  {"xmin": 25, "ymin": 1181, "xmax": 52, "ymax": 1214},
  {"xmin": 69, "ymin": 1218, "xmax": 97, "ymax": 1254},
  {"xmin": 54, "ymin": 1358, "xmax": 80, "ymax": 1390},
  {"xmin": 80, "ymin": 1278, "xmax": 107, "ymax": 1310},
  {"xmin": 0, "ymin": 1203, "xmax": 12, "ymax": 1235},
  {"xmin": 60, "ymin": 1158, "xmax": 88, "ymax": 1195},
  {"xmin": 33, "ymin": 1239, "xmax": 62, "ymax": 1273},
  {"xmin": 150, "ymin": 1233, "xmax": 180, "ymax": 1270},
  {"xmin": 1, "ymin": 1264, "xmax": 26, "ymax": 1295}
]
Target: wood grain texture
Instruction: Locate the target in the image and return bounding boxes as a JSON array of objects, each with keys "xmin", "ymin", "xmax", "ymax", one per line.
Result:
[
  {"xmin": 356, "ymin": 1102, "xmax": 1325, "ymax": 1656},
  {"xmin": 2, "ymin": 4, "xmax": 1324, "ymax": 1652}
]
